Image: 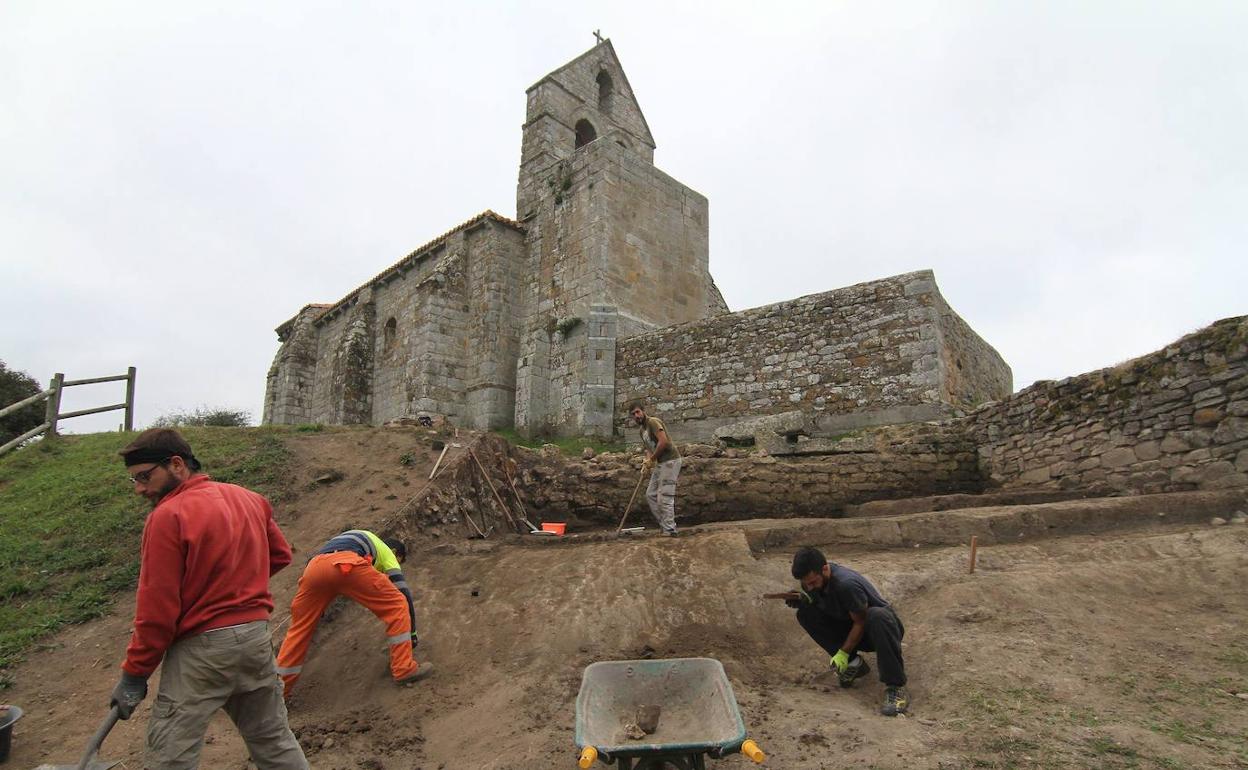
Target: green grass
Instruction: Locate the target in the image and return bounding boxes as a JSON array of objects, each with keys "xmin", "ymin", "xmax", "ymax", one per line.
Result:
[
  {"xmin": 0, "ymin": 427, "xmax": 294, "ymax": 686},
  {"xmin": 492, "ymin": 427, "xmax": 628, "ymax": 456}
]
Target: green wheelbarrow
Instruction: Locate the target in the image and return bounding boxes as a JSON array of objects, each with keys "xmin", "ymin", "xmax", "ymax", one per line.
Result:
[{"xmin": 574, "ymin": 658, "xmax": 765, "ymax": 769}]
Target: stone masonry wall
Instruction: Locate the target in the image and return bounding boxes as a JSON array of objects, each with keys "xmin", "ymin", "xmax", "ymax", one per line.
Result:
[
  {"xmin": 266, "ymin": 215, "xmax": 527, "ymax": 428},
  {"xmin": 515, "ymin": 132, "xmax": 722, "ymax": 437},
  {"xmin": 263, "ymin": 305, "xmax": 322, "ymax": 425},
  {"xmin": 969, "ymin": 315, "xmax": 1248, "ymax": 493},
  {"xmin": 511, "ymin": 422, "xmax": 981, "ymax": 523},
  {"xmin": 616, "ymin": 271, "xmax": 1011, "ymax": 442}
]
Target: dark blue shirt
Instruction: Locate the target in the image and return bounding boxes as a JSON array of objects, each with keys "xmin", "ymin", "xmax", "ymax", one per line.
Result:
[{"xmin": 813, "ymin": 563, "xmax": 890, "ymax": 621}]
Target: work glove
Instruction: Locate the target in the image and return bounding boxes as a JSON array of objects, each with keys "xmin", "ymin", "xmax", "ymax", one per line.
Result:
[
  {"xmin": 642, "ymin": 457, "xmax": 654, "ymax": 470},
  {"xmin": 784, "ymin": 589, "xmax": 813, "ymax": 609},
  {"xmin": 109, "ymin": 672, "xmax": 149, "ymax": 720},
  {"xmin": 411, "ymin": 633, "xmax": 419, "ymax": 650},
  {"xmin": 829, "ymin": 650, "xmax": 850, "ymax": 674}
]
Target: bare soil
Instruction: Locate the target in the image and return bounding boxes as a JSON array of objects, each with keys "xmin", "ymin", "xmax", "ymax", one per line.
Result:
[{"xmin": 5, "ymin": 428, "xmax": 1247, "ymax": 770}]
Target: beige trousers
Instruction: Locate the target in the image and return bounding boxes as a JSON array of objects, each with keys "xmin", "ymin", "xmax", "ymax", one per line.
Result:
[
  {"xmin": 145, "ymin": 620, "xmax": 307, "ymax": 769},
  {"xmin": 645, "ymin": 457, "xmax": 682, "ymax": 533}
]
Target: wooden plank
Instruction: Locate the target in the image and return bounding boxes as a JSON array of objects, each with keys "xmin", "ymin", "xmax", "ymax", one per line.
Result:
[
  {"xmin": 57, "ymin": 402, "xmax": 126, "ymax": 420},
  {"xmin": 62, "ymin": 373, "xmax": 129, "ymax": 387},
  {"xmin": 45, "ymin": 373, "xmax": 64, "ymax": 436},
  {"xmin": 0, "ymin": 422, "xmax": 51, "ymax": 456},
  {"xmin": 0, "ymin": 389, "xmax": 52, "ymax": 420},
  {"xmin": 123, "ymin": 367, "xmax": 136, "ymax": 431}
]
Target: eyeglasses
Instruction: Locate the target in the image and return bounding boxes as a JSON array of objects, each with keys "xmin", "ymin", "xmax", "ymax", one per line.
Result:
[{"xmin": 128, "ymin": 462, "xmax": 167, "ymax": 485}]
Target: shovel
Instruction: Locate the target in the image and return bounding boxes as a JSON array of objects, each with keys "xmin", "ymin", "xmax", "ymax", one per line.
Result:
[{"xmin": 34, "ymin": 705, "xmax": 122, "ymax": 770}]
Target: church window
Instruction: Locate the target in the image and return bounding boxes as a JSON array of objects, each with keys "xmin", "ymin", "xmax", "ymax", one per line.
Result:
[
  {"xmin": 383, "ymin": 317, "xmax": 397, "ymax": 353},
  {"xmin": 597, "ymin": 71, "xmax": 614, "ymax": 112},
  {"xmin": 575, "ymin": 119, "xmax": 597, "ymax": 149}
]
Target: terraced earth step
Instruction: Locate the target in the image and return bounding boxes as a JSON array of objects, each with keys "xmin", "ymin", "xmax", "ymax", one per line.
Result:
[
  {"xmin": 844, "ymin": 489, "xmax": 1101, "ymax": 518},
  {"xmin": 707, "ymin": 488, "xmax": 1248, "ymax": 553}
]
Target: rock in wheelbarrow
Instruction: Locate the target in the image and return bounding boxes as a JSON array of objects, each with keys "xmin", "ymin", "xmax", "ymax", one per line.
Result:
[
  {"xmin": 637, "ymin": 704, "xmax": 661, "ymax": 734},
  {"xmin": 623, "ymin": 704, "xmax": 662, "ymax": 739}
]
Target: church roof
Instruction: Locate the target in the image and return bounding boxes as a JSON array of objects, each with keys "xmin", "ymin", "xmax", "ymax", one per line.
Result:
[{"xmin": 274, "ymin": 209, "xmax": 523, "ymax": 337}]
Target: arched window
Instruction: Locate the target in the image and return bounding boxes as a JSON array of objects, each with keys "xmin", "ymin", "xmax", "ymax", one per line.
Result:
[
  {"xmin": 596, "ymin": 71, "xmax": 613, "ymax": 112},
  {"xmin": 383, "ymin": 317, "xmax": 397, "ymax": 352},
  {"xmin": 575, "ymin": 119, "xmax": 597, "ymax": 149}
]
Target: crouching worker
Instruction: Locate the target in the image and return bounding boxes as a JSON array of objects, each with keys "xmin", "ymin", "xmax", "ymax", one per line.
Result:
[
  {"xmin": 276, "ymin": 530, "xmax": 433, "ymax": 698},
  {"xmin": 788, "ymin": 547, "xmax": 910, "ymax": 716}
]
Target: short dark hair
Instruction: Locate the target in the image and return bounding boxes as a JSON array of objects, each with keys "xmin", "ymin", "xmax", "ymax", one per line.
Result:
[
  {"xmin": 791, "ymin": 547, "xmax": 827, "ymax": 580},
  {"xmin": 119, "ymin": 428, "xmax": 202, "ymax": 471},
  {"xmin": 626, "ymin": 401, "xmax": 645, "ymax": 413},
  {"xmin": 383, "ymin": 537, "xmax": 407, "ymax": 561}
]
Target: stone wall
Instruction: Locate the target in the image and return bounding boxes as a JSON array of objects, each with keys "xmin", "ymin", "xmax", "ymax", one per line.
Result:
[
  {"xmin": 265, "ymin": 214, "xmax": 527, "ymax": 428},
  {"xmin": 514, "ymin": 127, "xmax": 723, "ymax": 438},
  {"xmin": 263, "ymin": 304, "xmax": 324, "ymax": 425},
  {"xmin": 512, "ymin": 422, "xmax": 981, "ymax": 523},
  {"xmin": 970, "ymin": 316, "xmax": 1248, "ymax": 493},
  {"xmin": 615, "ymin": 270, "xmax": 1012, "ymax": 442},
  {"xmin": 517, "ymin": 41, "xmax": 656, "ymax": 220}
]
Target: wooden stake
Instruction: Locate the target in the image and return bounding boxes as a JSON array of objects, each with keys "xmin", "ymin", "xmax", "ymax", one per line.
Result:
[
  {"xmin": 968, "ymin": 535, "xmax": 979, "ymax": 574},
  {"xmin": 429, "ymin": 445, "xmax": 449, "ymax": 479},
  {"xmin": 470, "ymin": 448, "xmax": 521, "ymax": 532},
  {"xmin": 503, "ymin": 462, "xmax": 538, "ymax": 531}
]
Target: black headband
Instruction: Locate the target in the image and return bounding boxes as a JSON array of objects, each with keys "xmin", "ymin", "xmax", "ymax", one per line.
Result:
[{"xmin": 122, "ymin": 448, "xmax": 198, "ymax": 469}]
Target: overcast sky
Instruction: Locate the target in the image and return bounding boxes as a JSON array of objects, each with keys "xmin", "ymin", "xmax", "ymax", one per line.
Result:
[{"xmin": 3, "ymin": 1, "xmax": 1245, "ymax": 433}]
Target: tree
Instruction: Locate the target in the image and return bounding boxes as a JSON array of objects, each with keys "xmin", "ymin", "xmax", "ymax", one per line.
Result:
[{"xmin": 1, "ymin": 360, "xmax": 45, "ymax": 446}]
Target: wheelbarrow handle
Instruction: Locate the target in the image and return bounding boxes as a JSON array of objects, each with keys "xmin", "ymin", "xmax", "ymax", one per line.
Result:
[{"xmin": 76, "ymin": 706, "xmax": 121, "ymax": 770}]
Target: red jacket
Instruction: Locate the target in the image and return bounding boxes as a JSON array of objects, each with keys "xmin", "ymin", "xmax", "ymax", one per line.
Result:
[{"xmin": 123, "ymin": 475, "xmax": 292, "ymax": 677}]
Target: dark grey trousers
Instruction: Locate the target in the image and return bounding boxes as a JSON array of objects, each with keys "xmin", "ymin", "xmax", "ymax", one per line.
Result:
[{"xmin": 796, "ymin": 605, "xmax": 907, "ymax": 686}]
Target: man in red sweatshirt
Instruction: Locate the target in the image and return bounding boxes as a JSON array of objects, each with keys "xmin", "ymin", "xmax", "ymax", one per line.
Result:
[{"xmin": 112, "ymin": 429, "xmax": 307, "ymax": 769}]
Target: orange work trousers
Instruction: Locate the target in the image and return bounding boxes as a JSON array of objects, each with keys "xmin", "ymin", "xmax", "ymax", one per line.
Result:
[{"xmin": 275, "ymin": 551, "xmax": 417, "ymax": 697}]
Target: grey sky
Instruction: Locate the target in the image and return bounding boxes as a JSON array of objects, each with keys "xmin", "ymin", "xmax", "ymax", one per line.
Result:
[{"xmin": 3, "ymin": 1, "xmax": 1245, "ymax": 433}]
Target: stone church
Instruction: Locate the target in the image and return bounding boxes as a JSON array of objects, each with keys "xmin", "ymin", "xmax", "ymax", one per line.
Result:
[{"xmin": 263, "ymin": 41, "xmax": 1012, "ymax": 438}]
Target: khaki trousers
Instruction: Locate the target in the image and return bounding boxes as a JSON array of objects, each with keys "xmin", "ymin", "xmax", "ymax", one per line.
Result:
[
  {"xmin": 645, "ymin": 457, "xmax": 682, "ymax": 534},
  {"xmin": 145, "ymin": 620, "xmax": 307, "ymax": 769}
]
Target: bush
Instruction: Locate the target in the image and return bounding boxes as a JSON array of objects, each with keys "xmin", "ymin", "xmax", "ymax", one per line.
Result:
[
  {"xmin": 151, "ymin": 406, "xmax": 252, "ymax": 428},
  {"xmin": 0, "ymin": 361, "xmax": 45, "ymax": 446}
]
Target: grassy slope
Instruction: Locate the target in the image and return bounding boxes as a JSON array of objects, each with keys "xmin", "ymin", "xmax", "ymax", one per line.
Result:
[{"xmin": 0, "ymin": 427, "xmax": 292, "ymax": 686}]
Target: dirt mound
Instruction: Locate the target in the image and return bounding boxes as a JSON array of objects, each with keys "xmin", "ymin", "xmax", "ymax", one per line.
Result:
[{"xmin": 4, "ymin": 428, "xmax": 1247, "ymax": 769}]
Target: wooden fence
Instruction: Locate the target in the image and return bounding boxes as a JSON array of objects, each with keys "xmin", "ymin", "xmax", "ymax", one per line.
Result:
[{"xmin": 0, "ymin": 367, "xmax": 136, "ymax": 456}]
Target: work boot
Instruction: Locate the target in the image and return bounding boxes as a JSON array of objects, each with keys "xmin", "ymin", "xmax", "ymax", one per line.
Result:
[
  {"xmin": 396, "ymin": 662, "xmax": 434, "ymax": 685},
  {"xmin": 838, "ymin": 655, "xmax": 870, "ymax": 688},
  {"xmin": 881, "ymin": 686, "xmax": 909, "ymax": 716}
]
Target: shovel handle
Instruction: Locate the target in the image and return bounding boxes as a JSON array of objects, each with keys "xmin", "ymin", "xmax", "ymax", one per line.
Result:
[
  {"xmin": 614, "ymin": 467, "xmax": 648, "ymax": 534},
  {"xmin": 76, "ymin": 706, "xmax": 121, "ymax": 770}
]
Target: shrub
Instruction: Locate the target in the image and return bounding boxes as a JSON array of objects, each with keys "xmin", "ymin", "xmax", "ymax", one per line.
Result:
[{"xmin": 151, "ymin": 406, "xmax": 252, "ymax": 428}]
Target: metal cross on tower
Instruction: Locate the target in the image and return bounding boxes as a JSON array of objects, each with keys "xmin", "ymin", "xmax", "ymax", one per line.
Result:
[{"xmin": 593, "ymin": 29, "xmax": 604, "ymax": 45}]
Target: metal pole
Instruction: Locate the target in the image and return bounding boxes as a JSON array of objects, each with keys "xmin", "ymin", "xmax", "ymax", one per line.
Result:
[
  {"xmin": 45, "ymin": 373, "xmax": 64, "ymax": 437},
  {"xmin": 124, "ymin": 367, "xmax": 136, "ymax": 431}
]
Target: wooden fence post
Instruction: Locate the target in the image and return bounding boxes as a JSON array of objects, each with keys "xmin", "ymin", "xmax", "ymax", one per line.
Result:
[
  {"xmin": 124, "ymin": 366, "xmax": 137, "ymax": 431},
  {"xmin": 45, "ymin": 373, "xmax": 64, "ymax": 436}
]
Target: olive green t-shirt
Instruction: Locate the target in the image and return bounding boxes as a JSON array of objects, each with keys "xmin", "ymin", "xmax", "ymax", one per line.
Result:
[{"xmin": 640, "ymin": 416, "xmax": 680, "ymax": 463}]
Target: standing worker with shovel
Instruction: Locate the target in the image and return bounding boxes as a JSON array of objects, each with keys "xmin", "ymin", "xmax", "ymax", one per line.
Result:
[
  {"xmin": 629, "ymin": 402, "xmax": 682, "ymax": 537},
  {"xmin": 109, "ymin": 429, "xmax": 307, "ymax": 769}
]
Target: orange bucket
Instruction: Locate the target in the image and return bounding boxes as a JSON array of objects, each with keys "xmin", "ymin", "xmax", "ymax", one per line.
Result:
[{"xmin": 541, "ymin": 522, "xmax": 567, "ymax": 536}]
